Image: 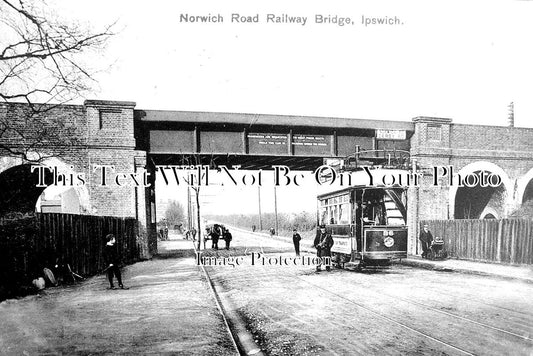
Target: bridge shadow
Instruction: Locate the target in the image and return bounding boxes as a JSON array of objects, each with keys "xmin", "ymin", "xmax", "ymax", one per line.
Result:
[
  {"xmin": 155, "ymin": 238, "xmax": 196, "ymax": 259},
  {"xmin": 156, "ymin": 228, "xmax": 302, "ymax": 264},
  {"xmin": 157, "ymin": 235, "xmax": 295, "ymax": 259}
]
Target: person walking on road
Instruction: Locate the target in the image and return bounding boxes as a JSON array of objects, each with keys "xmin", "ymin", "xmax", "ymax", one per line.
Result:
[
  {"xmin": 292, "ymin": 228, "xmax": 302, "ymax": 256},
  {"xmin": 104, "ymin": 234, "xmax": 126, "ymax": 289},
  {"xmin": 211, "ymin": 226, "xmax": 221, "ymax": 250},
  {"xmin": 223, "ymin": 229, "xmax": 232, "ymax": 250},
  {"xmin": 419, "ymin": 224, "xmax": 433, "ymax": 259},
  {"xmin": 313, "ymin": 225, "xmax": 334, "ymax": 272}
]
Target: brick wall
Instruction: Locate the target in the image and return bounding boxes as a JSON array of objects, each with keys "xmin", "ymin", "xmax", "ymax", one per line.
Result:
[
  {"xmin": 0, "ymin": 100, "xmax": 153, "ymax": 258},
  {"xmin": 409, "ymin": 117, "xmax": 533, "ymax": 254},
  {"xmin": 451, "ymin": 124, "xmax": 533, "ymax": 152}
]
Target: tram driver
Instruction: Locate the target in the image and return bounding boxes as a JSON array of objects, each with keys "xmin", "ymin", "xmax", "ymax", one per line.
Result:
[{"xmin": 314, "ymin": 224, "xmax": 334, "ymax": 272}]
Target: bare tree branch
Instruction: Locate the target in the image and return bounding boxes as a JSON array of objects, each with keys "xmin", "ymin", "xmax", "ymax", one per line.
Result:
[{"xmin": 0, "ymin": 0, "xmax": 116, "ymax": 162}]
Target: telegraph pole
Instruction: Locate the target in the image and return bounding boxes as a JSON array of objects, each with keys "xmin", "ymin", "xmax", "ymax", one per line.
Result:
[
  {"xmin": 187, "ymin": 186, "xmax": 191, "ymax": 230},
  {"xmin": 274, "ymin": 185, "xmax": 279, "ymax": 236},
  {"xmin": 195, "ymin": 187, "xmax": 201, "ymax": 250},
  {"xmin": 258, "ymin": 185, "xmax": 263, "ymax": 231}
]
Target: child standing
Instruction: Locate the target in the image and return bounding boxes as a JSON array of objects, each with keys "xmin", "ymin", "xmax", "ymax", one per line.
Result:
[{"xmin": 104, "ymin": 234, "xmax": 126, "ymax": 289}]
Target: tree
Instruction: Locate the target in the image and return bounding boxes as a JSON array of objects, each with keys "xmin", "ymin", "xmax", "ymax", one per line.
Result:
[
  {"xmin": 0, "ymin": 0, "xmax": 114, "ymax": 161},
  {"xmin": 164, "ymin": 200, "xmax": 185, "ymax": 226}
]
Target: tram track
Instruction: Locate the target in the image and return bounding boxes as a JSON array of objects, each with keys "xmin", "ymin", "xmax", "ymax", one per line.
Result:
[
  {"xmin": 205, "ymin": 262, "xmax": 476, "ymax": 355},
  {"xmin": 386, "ymin": 277, "xmax": 533, "ymax": 331},
  {"xmin": 240, "ymin": 234, "xmax": 533, "ymax": 345},
  {"xmin": 317, "ymin": 269, "xmax": 533, "ymax": 343},
  {"xmin": 357, "ymin": 281, "xmax": 531, "ymax": 341},
  {"xmin": 194, "ymin": 243, "xmax": 265, "ymax": 356},
  {"xmin": 290, "ymin": 270, "xmax": 533, "ymax": 355},
  {"xmin": 193, "ymin": 232, "xmax": 533, "ymax": 355},
  {"xmin": 404, "ymin": 274, "xmax": 533, "ymax": 318},
  {"xmin": 227, "ymin": 241, "xmax": 532, "ymax": 343},
  {"xmin": 288, "ymin": 274, "xmax": 477, "ymax": 356}
]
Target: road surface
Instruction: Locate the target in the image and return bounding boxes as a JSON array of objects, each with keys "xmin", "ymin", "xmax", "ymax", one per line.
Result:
[
  {"xmin": 202, "ymin": 227, "xmax": 533, "ymax": 355},
  {"xmin": 1, "ymin": 228, "xmax": 531, "ymax": 355}
]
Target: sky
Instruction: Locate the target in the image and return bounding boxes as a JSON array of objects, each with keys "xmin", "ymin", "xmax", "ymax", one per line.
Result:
[
  {"xmin": 44, "ymin": 0, "xmax": 533, "ymax": 215},
  {"xmin": 53, "ymin": 0, "xmax": 533, "ymax": 128}
]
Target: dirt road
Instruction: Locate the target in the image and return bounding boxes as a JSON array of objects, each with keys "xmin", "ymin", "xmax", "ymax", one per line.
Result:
[
  {"xmin": 204, "ymin": 228, "xmax": 533, "ymax": 355},
  {"xmin": 0, "ymin": 251, "xmax": 236, "ymax": 355},
  {"xmin": 1, "ymin": 228, "xmax": 531, "ymax": 355}
]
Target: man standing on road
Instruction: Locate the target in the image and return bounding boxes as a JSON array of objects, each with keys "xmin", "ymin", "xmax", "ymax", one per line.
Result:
[
  {"xmin": 313, "ymin": 225, "xmax": 334, "ymax": 272},
  {"xmin": 211, "ymin": 225, "xmax": 221, "ymax": 250},
  {"xmin": 223, "ymin": 229, "xmax": 232, "ymax": 250},
  {"xmin": 419, "ymin": 224, "xmax": 433, "ymax": 259},
  {"xmin": 292, "ymin": 228, "xmax": 302, "ymax": 256},
  {"xmin": 104, "ymin": 234, "xmax": 126, "ymax": 289}
]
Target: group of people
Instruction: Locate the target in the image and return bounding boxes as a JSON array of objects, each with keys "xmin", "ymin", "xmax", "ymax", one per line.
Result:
[
  {"xmin": 185, "ymin": 228, "xmax": 197, "ymax": 241},
  {"xmin": 104, "ymin": 223, "xmax": 437, "ymax": 290},
  {"xmin": 158, "ymin": 227, "xmax": 169, "ymax": 241},
  {"xmin": 206, "ymin": 224, "xmax": 232, "ymax": 250}
]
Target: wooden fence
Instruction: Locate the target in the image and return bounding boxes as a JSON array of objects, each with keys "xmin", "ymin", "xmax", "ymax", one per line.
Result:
[
  {"xmin": 0, "ymin": 213, "xmax": 140, "ymax": 299},
  {"xmin": 421, "ymin": 219, "xmax": 533, "ymax": 265}
]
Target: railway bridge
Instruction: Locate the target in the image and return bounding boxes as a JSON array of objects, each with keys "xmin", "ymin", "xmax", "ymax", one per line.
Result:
[{"xmin": 1, "ymin": 99, "xmax": 533, "ymax": 255}]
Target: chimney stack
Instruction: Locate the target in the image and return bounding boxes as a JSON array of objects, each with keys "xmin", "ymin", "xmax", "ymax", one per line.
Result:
[{"xmin": 508, "ymin": 101, "xmax": 514, "ymax": 127}]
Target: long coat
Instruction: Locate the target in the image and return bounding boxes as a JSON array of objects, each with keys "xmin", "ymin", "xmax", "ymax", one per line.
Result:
[
  {"xmin": 104, "ymin": 243, "xmax": 120, "ymax": 265},
  {"xmin": 419, "ymin": 230, "xmax": 433, "ymax": 245},
  {"xmin": 314, "ymin": 232, "xmax": 334, "ymax": 257}
]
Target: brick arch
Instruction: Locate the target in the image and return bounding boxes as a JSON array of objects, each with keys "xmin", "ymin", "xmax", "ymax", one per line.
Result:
[
  {"xmin": 479, "ymin": 207, "xmax": 499, "ymax": 219},
  {"xmin": 0, "ymin": 156, "xmax": 26, "ymax": 176},
  {"xmin": 448, "ymin": 161, "xmax": 512, "ymax": 219},
  {"xmin": 516, "ymin": 167, "xmax": 533, "ymax": 204},
  {"xmin": 0, "ymin": 155, "xmax": 91, "ymax": 214},
  {"xmin": 39, "ymin": 157, "xmax": 91, "ymax": 213}
]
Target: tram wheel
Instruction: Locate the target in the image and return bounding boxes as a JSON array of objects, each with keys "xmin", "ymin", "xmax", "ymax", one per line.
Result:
[
  {"xmin": 355, "ymin": 262, "xmax": 365, "ymax": 271},
  {"xmin": 332, "ymin": 253, "xmax": 343, "ymax": 268}
]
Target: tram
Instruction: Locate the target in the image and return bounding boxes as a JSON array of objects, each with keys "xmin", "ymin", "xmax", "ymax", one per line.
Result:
[{"xmin": 316, "ymin": 168, "xmax": 409, "ymax": 269}]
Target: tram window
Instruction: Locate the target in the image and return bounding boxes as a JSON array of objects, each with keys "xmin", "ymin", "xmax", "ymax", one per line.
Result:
[
  {"xmin": 320, "ymin": 208, "xmax": 327, "ymax": 225},
  {"xmin": 338, "ymin": 203, "xmax": 350, "ymax": 224},
  {"xmin": 319, "ymin": 194, "xmax": 351, "ymax": 225}
]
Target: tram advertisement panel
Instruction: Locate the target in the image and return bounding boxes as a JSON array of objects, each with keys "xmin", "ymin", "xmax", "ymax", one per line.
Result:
[
  {"xmin": 331, "ymin": 236, "xmax": 352, "ymax": 254},
  {"xmin": 363, "ymin": 228, "xmax": 407, "ymax": 257},
  {"xmin": 329, "ymin": 225, "xmax": 352, "ymax": 254}
]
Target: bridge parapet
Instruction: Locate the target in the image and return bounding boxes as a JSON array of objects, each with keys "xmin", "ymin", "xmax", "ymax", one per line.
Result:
[{"xmin": 84, "ymin": 100, "xmax": 136, "ymax": 149}]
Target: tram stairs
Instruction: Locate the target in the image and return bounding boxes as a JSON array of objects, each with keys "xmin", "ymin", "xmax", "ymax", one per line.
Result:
[{"xmin": 383, "ymin": 194, "xmax": 405, "ymax": 225}]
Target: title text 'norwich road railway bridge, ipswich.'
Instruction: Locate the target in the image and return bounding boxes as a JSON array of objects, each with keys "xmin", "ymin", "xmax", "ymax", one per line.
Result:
[{"xmin": 1, "ymin": 100, "xmax": 533, "ymax": 257}]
